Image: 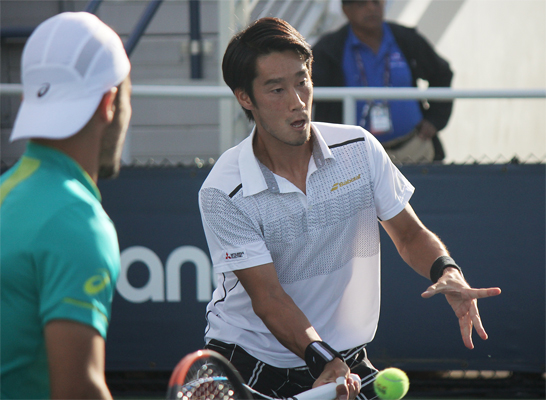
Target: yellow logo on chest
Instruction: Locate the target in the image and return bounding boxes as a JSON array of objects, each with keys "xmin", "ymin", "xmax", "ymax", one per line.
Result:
[{"xmin": 331, "ymin": 174, "xmax": 361, "ymax": 192}]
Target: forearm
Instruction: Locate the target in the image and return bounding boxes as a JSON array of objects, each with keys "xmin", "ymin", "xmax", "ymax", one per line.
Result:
[
  {"xmin": 50, "ymin": 377, "xmax": 112, "ymax": 400},
  {"xmin": 46, "ymin": 320, "xmax": 113, "ymax": 400},
  {"xmin": 381, "ymin": 205, "xmax": 449, "ymax": 280},
  {"xmin": 397, "ymin": 225, "xmax": 448, "ymax": 279},
  {"xmin": 262, "ymin": 302, "xmax": 351, "ymax": 389},
  {"xmin": 235, "ymin": 263, "xmax": 322, "ymax": 359},
  {"xmin": 252, "ymin": 289, "xmax": 321, "ymax": 359},
  {"xmin": 252, "ymin": 285, "xmax": 351, "ymax": 386}
]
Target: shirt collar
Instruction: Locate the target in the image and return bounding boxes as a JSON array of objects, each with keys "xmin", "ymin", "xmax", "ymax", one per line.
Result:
[
  {"xmin": 25, "ymin": 141, "xmax": 102, "ymax": 202},
  {"xmin": 348, "ymin": 22, "xmax": 394, "ymax": 56},
  {"xmin": 347, "ymin": 25, "xmax": 363, "ymax": 49},
  {"xmin": 238, "ymin": 123, "xmax": 334, "ymax": 197}
]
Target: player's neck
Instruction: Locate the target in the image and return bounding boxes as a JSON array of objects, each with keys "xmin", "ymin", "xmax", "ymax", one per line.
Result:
[{"xmin": 253, "ymin": 133, "xmax": 312, "ymax": 195}]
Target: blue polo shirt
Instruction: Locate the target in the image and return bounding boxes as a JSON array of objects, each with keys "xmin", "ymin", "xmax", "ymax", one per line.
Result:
[
  {"xmin": 0, "ymin": 142, "xmax": 120, "ymax": 399},
  {"xmin": 342, "ymin": 23, "xmax": 423, "ymax": 143}
]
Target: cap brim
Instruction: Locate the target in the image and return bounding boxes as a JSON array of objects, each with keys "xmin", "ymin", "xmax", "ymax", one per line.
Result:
[{"xmin": 10, "ymin": 93, "xmax": 103, "ymax": 142}]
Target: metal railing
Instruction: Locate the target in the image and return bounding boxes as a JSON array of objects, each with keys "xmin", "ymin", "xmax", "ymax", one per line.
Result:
[{"xmin": 2, "ymin": 84, "xmax": 544, "ymax": 126}]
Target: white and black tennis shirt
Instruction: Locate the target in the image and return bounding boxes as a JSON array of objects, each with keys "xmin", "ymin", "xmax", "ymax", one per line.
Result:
[{"xmin": 199, "ymin": 122, "xmax": 414, "ymax": 368}]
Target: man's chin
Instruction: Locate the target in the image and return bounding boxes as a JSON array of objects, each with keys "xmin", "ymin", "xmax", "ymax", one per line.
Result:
[
  {"xmin": 98, "ymin": 165, "xmax": 120, "ymax": 180},
  {"xmin": 298, "ymin": 125, "xmax": 312, "ymax": 145}
]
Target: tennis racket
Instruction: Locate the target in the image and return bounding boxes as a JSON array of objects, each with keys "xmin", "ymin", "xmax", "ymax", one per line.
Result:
[{"xmin": 166, "ymin": 349, "xmax": 361, "ymax": 400}]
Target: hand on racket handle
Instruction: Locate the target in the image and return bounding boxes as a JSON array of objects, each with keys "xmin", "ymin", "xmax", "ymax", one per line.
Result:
[
  {"xmin": 167, "ymin": 350, "xmax": 360, "ymax": 400},
  {"xmin": 292, "ymin": 374, "xmax": 361, "ymax": 400}
]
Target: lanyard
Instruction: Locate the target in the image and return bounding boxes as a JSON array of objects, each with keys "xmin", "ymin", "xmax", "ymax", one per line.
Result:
[
  {"xmin": 353, "ymin": 48, "xmax": 393, "ymax": 133},
  {"xmin": 353, "ymin": 48, "xmax": 391, "ymax": 88}
]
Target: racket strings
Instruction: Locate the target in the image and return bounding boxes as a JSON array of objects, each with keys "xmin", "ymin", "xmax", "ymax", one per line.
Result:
[{"xmin": 172, "ymin": 362, "xmax": 239, "ymax": 400}]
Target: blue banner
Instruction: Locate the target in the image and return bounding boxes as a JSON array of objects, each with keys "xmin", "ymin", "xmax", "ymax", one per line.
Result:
[{"xmin": 98, "ymin": 164, "xmax": 545, "ymax": 374}]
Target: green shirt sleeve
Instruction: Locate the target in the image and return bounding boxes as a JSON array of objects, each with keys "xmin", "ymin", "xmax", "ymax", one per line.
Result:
[{"xmin": 34, "ymin": 200, "xmax": 120, "ymax": 338}]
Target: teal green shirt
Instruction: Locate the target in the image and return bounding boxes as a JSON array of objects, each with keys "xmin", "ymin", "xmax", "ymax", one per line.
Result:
[{"xmin": 0, "ymin": 142, "xmax": 120, "ymax": 399}]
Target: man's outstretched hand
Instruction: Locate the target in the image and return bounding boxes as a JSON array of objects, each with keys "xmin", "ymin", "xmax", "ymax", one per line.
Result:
[{"xmin": 421, "ymin": 267, "xmax": 502, "ymax": 349}]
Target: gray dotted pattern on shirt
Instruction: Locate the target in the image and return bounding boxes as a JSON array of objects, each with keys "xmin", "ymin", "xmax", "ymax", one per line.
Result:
[{"xmin": 200, "ymin": 139, "xmax": 380, "ymax": 284}]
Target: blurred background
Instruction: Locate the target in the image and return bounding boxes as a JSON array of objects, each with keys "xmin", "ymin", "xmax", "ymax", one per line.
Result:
[
  {"xmin": 1, "ymin": 1, "xmax": 545, "ymax": 398},
  {"xmin": 2, "ymin": 0, "xmax": 545, "ymax": 166}
]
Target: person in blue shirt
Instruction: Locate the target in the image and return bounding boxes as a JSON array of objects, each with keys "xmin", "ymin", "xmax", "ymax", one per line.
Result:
[
  {"xmin": 1, "ymin": 12, "xmax": 131, "ymax": 399},
  {"xmin": 313, "ymin": 0, "xmax": 453, "ymax": 163}
]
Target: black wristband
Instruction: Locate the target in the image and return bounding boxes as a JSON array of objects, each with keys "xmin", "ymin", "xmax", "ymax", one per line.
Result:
[
  {"xmin": 305, "ymin": 341, "xmax": 344, "ymax": 378},
  {"xmin": 430, "ymin": 255, "xmax": 463, "ymax": 283}
]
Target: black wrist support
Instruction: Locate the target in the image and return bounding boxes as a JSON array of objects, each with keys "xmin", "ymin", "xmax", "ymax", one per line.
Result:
[
  {"xmin": 430, "ymin": 255, "xmax": 463, "ymax": 283},
  {"xmin": 304, "ymin": 341, "xmax": 344, "ymax": 378}
]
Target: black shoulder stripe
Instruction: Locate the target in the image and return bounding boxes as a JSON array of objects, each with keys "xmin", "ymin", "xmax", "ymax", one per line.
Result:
[
  {"xmin": 229, "ymin": 183, "xmax": 242, "ymax": 198},
  {"xmin": 329, "ymin": 137, "xmax": 365, "ymax": 149}
]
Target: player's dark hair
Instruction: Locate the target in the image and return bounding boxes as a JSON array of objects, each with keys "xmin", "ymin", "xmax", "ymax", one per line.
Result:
[{"xmin": 222, "ymin": 17, "xmax": 313, "ymax": 121}]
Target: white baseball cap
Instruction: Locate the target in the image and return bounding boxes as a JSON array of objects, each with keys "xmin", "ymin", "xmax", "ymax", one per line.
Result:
[{"xmin": 10, "ymin": 12, "xmax": 131, "ymax": 142}]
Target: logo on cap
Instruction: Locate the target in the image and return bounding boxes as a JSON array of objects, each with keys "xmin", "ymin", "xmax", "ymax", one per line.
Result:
[{"xmin": 37, "ymin": 83, "xmax": 50, "ymax": 98}]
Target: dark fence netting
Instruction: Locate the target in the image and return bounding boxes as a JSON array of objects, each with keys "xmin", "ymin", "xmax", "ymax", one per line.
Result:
[{"xmin": 2, "ymin": 153, "xmax": 546, "ymax": 170}]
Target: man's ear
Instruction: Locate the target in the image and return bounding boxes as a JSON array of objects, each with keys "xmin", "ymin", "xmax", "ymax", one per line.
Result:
[
  {"xmin": 234, "ymin": 88, "xmax": 254, "ymax": 112},
  {"xmin": 98, "ymin": 87, "xmax": 118, "ymax": 123}
]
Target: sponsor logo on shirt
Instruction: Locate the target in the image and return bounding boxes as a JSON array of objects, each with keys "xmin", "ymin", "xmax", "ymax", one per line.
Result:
[
  {"xmin": 84, "ymin": 269, "xmax": 111, "ymax": 295},
  {"xmin": 389, "ymin": 52, "xmax": 406, "ymax": 69},
  {"xmin": 225, "ymin": 249, "xmax": 247, "ymax": 261},
  {"xmin": 331, "ymin": 174, "xmax": 361, "ymax": 192}
]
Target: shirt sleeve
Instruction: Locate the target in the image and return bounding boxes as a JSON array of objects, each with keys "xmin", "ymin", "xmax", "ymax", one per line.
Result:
[
  {"xmin": 34, "ymin": 202, "xmax": 120, "ymax": 339},
  {"xmin": 365, "ymin": 131, "xmax": 415, "ymax": 220},
  {"xmin": 199, "ymin": 187, "xmax": 273, "ymax": 273}
]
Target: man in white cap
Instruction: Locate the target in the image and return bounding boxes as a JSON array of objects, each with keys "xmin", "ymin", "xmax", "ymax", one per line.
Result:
[{"xmin": 0, "ymin": 12, "xmax": 131, "ymax": 399}]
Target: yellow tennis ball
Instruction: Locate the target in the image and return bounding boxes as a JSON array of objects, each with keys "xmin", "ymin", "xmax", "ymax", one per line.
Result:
[{"xmin": 373, "ymin": 368, "xmax": 409, "ymax": 400}]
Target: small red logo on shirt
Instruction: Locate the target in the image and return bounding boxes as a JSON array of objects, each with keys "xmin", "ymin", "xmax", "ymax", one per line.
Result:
[{"xmin": 225, "ymin": 250, "xmax": 246, "ymax": 260}]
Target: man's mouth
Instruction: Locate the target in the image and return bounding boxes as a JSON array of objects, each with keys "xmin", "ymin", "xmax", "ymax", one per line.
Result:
[{"xmin": 291, "ymin": 120, "xmax": 306, "ymax": 128}]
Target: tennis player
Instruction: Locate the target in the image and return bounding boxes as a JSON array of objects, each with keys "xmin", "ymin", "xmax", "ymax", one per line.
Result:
[
  {"xmin": 0, "ymin": 12, "xmax": 131, "ymax": 399},
  {"xmin": 198, "ymin": 17, "xmax": 500, "ymax": 400}
]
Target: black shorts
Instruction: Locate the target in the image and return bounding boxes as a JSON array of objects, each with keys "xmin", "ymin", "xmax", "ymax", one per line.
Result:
[{"xmin": 205, "ymin": 339, "xmax": 378, "ymax": 400}]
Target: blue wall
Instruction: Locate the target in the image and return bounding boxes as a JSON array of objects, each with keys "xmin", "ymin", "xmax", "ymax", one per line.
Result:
[{"xmin": 98, "ymin": 164, "xmax": 545, "ymax": 374}]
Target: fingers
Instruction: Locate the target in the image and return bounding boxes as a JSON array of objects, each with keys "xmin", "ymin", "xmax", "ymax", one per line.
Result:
[
  {"xmin": 421, "ymin": 283, "xmax": 438, "ymax": 298},
  {"xmin": 460, "ymin": 287, "xmax": 502, "ymax": 305},
  {"xmin": 335, "ymin": 376, "xmax": 360, "ymax": 400},
  {"xmin": 454, "ymin": 287, "xmax": 502, "ymax": 300},
  {"xmin": 314, "ymin": 359, "xmax": 351, "ymax": 398},
  {"xmin": 423, "ymin": 280, "xmax": 500, "ymax": 349},
  {"xmin": 459, "ymin": 308, "xmax": 474, "ymax": 349},
  {"xmin": 423, "ymin": 285, "xmax": 501, "ymax": 300},
  {"xmin": 470, "ymin": 300, "xmax": 489, "ymax": 341},
  {"xmin": 335, "ymin": 377, "xmax": 349, "ymax": 400},
  {"xmin": 459, "ymin": 299, "xmax": 490, "ymax": 349},
  {"xmin": 416, "ymin": 119, "xmax": 437, "ymax": 139},
  {"xmin": 347, "ymin": 375, "xmax": 361, "ymax": 398},
  {"xmin": 471, "ymin": 287, "xmax": 502, "ymax": 299}
]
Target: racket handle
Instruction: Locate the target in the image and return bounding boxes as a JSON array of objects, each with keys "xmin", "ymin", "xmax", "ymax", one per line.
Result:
[{"xmin": 292, "ymin": 374, "xmax": 361, "ymax": 400}]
